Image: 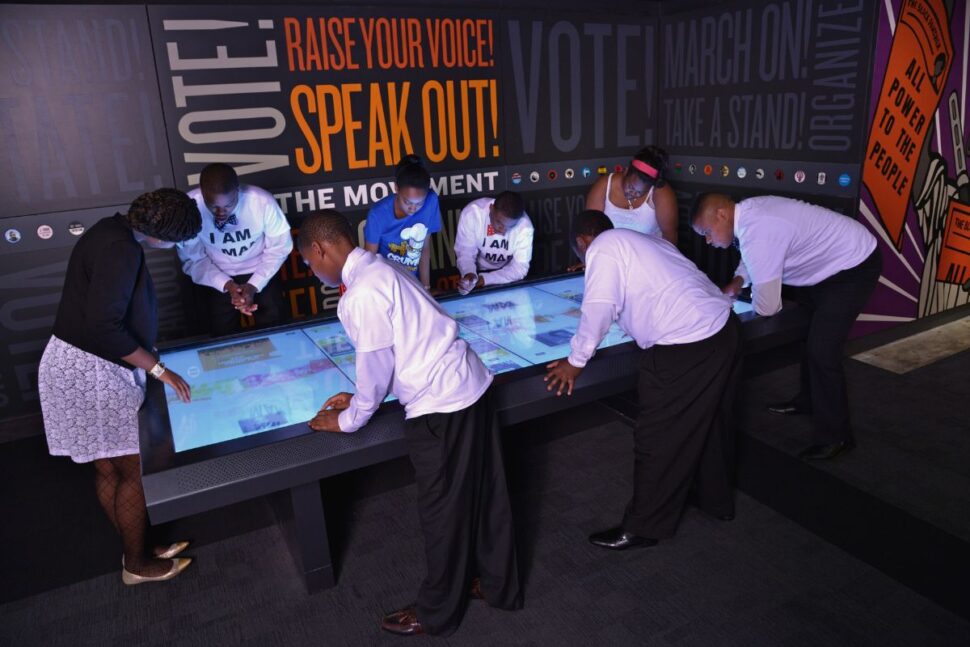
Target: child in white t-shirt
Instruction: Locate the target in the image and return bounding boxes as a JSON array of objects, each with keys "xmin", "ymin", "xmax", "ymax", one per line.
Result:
[
  {"xmin": 178, "ymin": 163, "xmax": 293, "ymax": 335},
  {"xmin": 454, "ymin": 191, "xmax": 534, "ymax": 295}
]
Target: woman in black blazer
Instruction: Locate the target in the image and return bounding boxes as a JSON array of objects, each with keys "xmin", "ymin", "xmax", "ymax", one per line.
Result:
[{"xmin": 39, "ymin": 188, "xmax": 202, "ymax": 585}]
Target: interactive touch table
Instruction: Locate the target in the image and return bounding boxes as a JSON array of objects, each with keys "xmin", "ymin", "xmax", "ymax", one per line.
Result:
[{"xmin": 139, "ymin": 274, "xmax": 802, "ymax": 592}]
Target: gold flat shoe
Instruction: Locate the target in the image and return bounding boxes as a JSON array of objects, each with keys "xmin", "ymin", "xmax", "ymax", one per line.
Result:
[
  {"xmin": 121, "ymin": 557, "xmax": 192, "ymax": 586},
  {"xmin": 155, "ymin": 541, "xmax": 190, "ymax": 559},
  {"xmin": 122, "ymin": 541, "xmax": 191, "ymax": 567}
]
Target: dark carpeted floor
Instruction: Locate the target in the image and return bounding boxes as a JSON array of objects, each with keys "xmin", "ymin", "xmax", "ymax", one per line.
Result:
[
  {"xmin": 5, "ymin": 310, "xmax": 970, "ymax": 645},
  {"xmin": 2, "ymin": 421, "xmax": 968, "ymax": 647},
  {"xmin": 741, "ymin": 349, "xmax": 970, "ymax": 544}
]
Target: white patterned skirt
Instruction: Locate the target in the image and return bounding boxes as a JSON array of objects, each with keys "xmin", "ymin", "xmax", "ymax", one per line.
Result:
[{"xmin": 38, "ymin": 336, "xmax": 146, "ymax": 463}]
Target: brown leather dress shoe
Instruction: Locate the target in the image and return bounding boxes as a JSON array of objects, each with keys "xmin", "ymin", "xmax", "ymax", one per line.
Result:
[
  {"xmin": 381, "ymin": 606, "xmax": 424, "ymax": 636},
  {"xmin": 469, "ymin": 577, "xmax": 484, "ymax": 600},
  {"xmin": 799, "ymin": 440, "xmax": 856, "ymax": 460}
]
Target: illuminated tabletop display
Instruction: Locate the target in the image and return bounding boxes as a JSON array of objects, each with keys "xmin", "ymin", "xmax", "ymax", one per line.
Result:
[
  {"xmin": 140, "ymin": 275, "xmax": 775, "ymax": 594},
  {"xmin": 160, "ymin": 275, "xmax": 752, "ymax": 453}
]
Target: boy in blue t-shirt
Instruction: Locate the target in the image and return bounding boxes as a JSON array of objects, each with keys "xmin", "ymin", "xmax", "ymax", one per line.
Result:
[{"xmin": 364, "ymin": 156, "xmax": 442, "ymax": 290}]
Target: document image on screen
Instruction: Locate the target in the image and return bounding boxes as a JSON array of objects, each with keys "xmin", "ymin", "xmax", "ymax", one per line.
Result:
[
  {"xmin": 302, "ymin": 322, "xmax": 397, "ymax": 403},
  {"xmin": 161, "ymin": 330, "xmax": 356, "ymax": 452},
  {"xmin": 441, "ymin": 285, "xmax": 630, "ymax": 364},
  {"xmin": 457, "ymin": 328, "xmax": 532, "ymax": 375}
]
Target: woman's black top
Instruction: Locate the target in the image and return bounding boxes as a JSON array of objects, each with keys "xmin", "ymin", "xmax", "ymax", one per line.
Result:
[{"xmin": 51, "ymin": 214, "xmax": 157, "ymax": 368}]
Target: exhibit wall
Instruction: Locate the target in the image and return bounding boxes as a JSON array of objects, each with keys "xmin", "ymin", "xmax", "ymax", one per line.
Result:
[
  {"xmin": 0, "ymin": 1, "xmax": 659, "ymax": 418},
  {"xmin": 858, "ymin": 0, "xmax": 970, "ymax": 334},
  {"xmin": 657, "ymin": 0, "xmax": 879, "ymax": 289},
  {"xmin": 1, "ymin": 0, "xmax": 965, "ymax": 419}
]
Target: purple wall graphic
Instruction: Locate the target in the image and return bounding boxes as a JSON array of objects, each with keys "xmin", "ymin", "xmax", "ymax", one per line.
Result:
[{"xmin": 857, "ymin": 0, "xmax": 970, "ymax": 336}]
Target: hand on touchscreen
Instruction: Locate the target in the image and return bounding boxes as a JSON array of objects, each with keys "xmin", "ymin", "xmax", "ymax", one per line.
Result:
[
  {"xmin": 309, "ymin": 408, "xmax": 341, "ymax": 432},
  {"xmin": 722, "ymin": 276, "xmax": 744, "ymax": 299},
  {"xmin": 458, "ymin": 273, "xmax": 478, "ymax": 295},
  {"xmin": 544, "ymin": 360, "xmax": 582, "ymax": 396},
  {"xmin": 309, "ymin": 392, "xmax": 354, "ymax": 432},
  {"xmin": 323, "ymin": 392, "xmax": 353, "ymax": 411},
  {"xmin": 161, "ymin": 369, "xmax": 192, "ymax": 403}
]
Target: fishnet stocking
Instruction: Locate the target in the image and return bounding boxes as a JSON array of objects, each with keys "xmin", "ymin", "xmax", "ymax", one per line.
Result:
[
  {"xmin": 93, "ymin": 455, "xmax": 171, "ymax": 577},
  {"xmin": 93, "ymin": 459, "xmax": 120, "ymax": 533}
]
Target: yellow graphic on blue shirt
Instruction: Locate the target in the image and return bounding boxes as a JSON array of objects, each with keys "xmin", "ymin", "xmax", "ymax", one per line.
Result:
[{"xmin": 386, "ymin": 223, "xmax": 428, "ymax": 271}]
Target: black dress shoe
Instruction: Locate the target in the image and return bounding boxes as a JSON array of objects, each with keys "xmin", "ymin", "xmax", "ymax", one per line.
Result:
[
  {"xmin": 799, "ymin": 440, "xmax": 856, "ymax": 460},
  {"xmin": 767, "ymin": 400, "xmax": 810, "ymax": 415},
  {"xmin": 380, "ymin": 606, "xmax": 424, "ymax": 636},
  {"xmin": 588, "ymin": 527, "xmax": 658, "ymax": 550},
  {"xmin": 695, "ymin": 505, "xmax": 735, "ymax": 522}
]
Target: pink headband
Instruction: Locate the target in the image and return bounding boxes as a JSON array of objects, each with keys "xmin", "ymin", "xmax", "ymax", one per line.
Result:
[{"xmin": 631, "ymin": 159, "xmax": 659, "ymax": 178}]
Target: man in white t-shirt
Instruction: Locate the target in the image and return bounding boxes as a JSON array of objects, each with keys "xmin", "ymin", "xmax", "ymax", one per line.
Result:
[
  {"xmin": 454, "ymin": 191, "xmax": 534, "ymax": 295},
  {"xmin": 297, "ymin": 210, "xmax": 521, "ymax": 637},
  {"xmin": 691, "ymin": 193, "xmax": 881, "ymax": 460},
  {"xmin": 546, "ymin": 210, "xmax": 742, "ymax": 550},
  {"xmin": 177, "ymin": 164, "xmax": 293, "ymax": 335}
]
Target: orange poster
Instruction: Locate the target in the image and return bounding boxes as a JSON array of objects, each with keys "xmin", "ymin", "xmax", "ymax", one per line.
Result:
[
  {"xmin": 862, "ymin": 0, "xmax": 952, "ymax": 248},
  {"xmin": 936, "ymin": 201, "xmax": 970, "ymax": 285}
]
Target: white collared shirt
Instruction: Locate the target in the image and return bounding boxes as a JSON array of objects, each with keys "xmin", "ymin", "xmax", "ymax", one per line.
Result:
[
  {"xmin": 733, "ymin": 196, "xmax": 877, "ymax": 315},
  {"xmin": 178, "ymin": 185, "xmax": 294, "ymax": 292},
  {"xmin": 454, "ymin": 197, "xmax": 534, "ymax": 286},
  {"xmin": 567, "ymin": 229, "xmax": 732, "ymax": 367},
  {"xmin": 336, "ymin": 248, "xmax": 492, "ymax": 432}
]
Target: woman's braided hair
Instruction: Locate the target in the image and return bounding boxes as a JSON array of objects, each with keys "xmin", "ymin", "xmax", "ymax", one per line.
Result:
[{"xmin": 125, "ymin": 188, "xmax": 202, "ymax": 242}]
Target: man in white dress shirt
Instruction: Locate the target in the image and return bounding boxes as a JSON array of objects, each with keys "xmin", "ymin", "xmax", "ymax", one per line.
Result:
[
  {"xmin": 454, "ymin": 191, "xmax": 534, "ymax": 295},
  {"xmin": 546, "ymin": 210, "xmax": 742, "ymax": 550},
  {"xmin": 178, "ymin": 164, "xmax": 293, "ymax": 335},
  {"xmin": 691, "ymin": 193, "xmax": 881, "ymax": 460},
  {"xmin": 297, "ymin": 210, "xmax": 521, "ymax": 637}
]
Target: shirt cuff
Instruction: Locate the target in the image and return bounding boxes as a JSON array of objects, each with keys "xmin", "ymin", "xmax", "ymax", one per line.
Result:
[
  {"xmin": 337, "ymin": 405, "xmax": 365, "ymax": 433},
  {"xmin": 566, "ymin": 351, "xmax": 589, "ymax": 369},
  {"xmin": 456, "ymin": 260, "xmax": 476, "ymax": 278},
  {"xmin": 567, "ymin": 301, "xmax": 615, "ymax": 368},
  {"xmin": 246, "ymin": 273, "xmax": 270, "ymax": 292},
  {"xmin": 209, "ymin": 273, "xmax": 234, "ymax": 292},
  {"xmin": 734, "ymin": 262, "xmax": 751, "ymax": 288},
  {"xmin": 752, "ymin": 278, "xmax": 784, "ymax": 316}
]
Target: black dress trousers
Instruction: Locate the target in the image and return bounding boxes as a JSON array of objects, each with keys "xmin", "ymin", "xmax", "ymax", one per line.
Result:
[
  {"xmin": 205, "ymin": 272, "xmax": 286, "ymax": 336},
  {"xmin": 623, "ymin": 313, "xmax": 743, "ymax": 539},
  {"xmin": 404, "ymin": 391, "xmax": 521, "ymax": 636},
  {"xmin": 792, "ymin": 247, "xmax": 882, "ymax": 444}
]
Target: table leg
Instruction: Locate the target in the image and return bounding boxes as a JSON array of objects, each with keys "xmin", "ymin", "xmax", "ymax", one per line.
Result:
[{"xmin": 272, "ymin": 481, "xmax": 335, "ymax": 592}]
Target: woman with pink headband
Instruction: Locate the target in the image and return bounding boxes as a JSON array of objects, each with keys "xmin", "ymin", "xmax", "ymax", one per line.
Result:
[{"xmin": 585, "ymin": 145, "xmax": 678, "ymax": 243}]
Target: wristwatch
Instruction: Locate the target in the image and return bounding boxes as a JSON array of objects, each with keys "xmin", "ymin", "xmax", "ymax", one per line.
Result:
[{"xmin": 149, "ymin": 361, "xmax": 167, "ymax": 379}]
